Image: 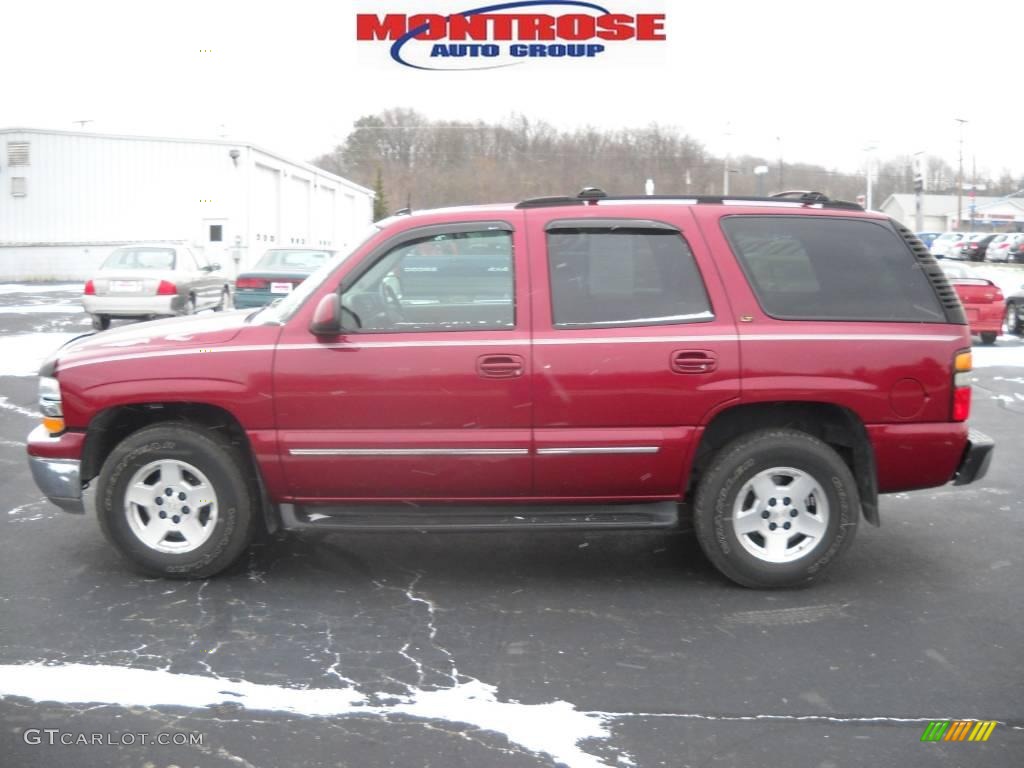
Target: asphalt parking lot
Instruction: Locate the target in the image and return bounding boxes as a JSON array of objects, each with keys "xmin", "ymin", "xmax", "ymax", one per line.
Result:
[{"xmin": 0, "ymin": 285, "xmax": 1021, "ymax": 767}]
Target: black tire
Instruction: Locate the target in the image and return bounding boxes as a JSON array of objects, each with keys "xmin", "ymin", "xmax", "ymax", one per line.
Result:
[
  {"xmin": 215, "ymin": 287, "xmax": 231, "ymax": 312},
  {"xmin": 980, "ymin": 331, "xmax": 997, "ymax": 346},
  {"xmin": 96, "ymin": 423, "xmax": 256, "ymax": 578},
  {"xmin": 693, "ymin": 429, "xmax": 860, "ymax": 588},
  {"xmin": 91, "ymin": 314, "xmax": 111, "ymax": 331},
  {"xmin": 1003, "ymin": 302, "xmax": 1021, "ymax": 336},
  {"xmin": 182, "ymin": 295, "xmax": 196, "ymax": 316}
]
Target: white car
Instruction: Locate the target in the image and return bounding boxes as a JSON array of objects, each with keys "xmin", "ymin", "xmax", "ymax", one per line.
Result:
[
  {"xmin": 929, "ymin": 232, "xmax": 968, "ymax": 259},
  {"xmin": 82, "ymin": 243, "xmax": 232, "ymax": 330},
  {"xmin": 985, "ymin": 233, "xmax": 1015, "ymax": 262}
]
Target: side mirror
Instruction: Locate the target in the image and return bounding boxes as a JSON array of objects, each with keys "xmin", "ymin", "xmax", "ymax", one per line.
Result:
[
  {"xmin": 309, "ymin": 294, "xmax": 342, "ymax": 336},
  {"xmin": 209, "ymin": 263, "xmax": 221, "ymax": 271}
]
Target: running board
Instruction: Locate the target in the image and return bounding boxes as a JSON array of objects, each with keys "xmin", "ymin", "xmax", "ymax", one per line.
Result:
[{"xmin": 280, "ymin": 502, "xmax": 680, "ymax": 532}]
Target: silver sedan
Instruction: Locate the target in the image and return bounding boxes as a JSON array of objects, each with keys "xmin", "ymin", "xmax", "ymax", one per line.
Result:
[{"xmin": 82, "ymin": 244, "xmax": 232, "ymax": 330}]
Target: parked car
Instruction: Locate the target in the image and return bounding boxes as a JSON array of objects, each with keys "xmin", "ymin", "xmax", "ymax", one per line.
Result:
[
  {"xmin": 1006, "ymin": 233, "xmax": 1024, "ymax": 263},
  {"xmin": 915, "ymin": 231, "xmax": 943, "ymax": 248},
  {"xmin": 1003, "ymin": 282, "xmax": 1024, "ymax": 336},
  {"xmin": 939, "ymin": 262, "xmax": 1005, "ymax": 344},
  {"xmin": 929, "ymin": 231, "xmax": 969, "ymax": 259},
  {"xmin": 957, "ymin": 233, "xmax": 997, "ymax": 262},
  {"xmin": 28, "ymin": 190, "xmax": 993, "ymax": 588},
  {"xmin": 82, "ymin": 244, "xmax": 232, "ymax": 330},
  {"xmin": 234, "ymin": 249, "xmax": 336, "ymax": 308},
  {"xmin": 984, "ymin": 233, "xmax": 1014, "ymax": 262}
]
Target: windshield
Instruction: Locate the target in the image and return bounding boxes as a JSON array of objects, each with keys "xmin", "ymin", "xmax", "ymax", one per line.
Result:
[
  {"xmin": 101, "ymin": 247, "xmax": 176, "ymax": 271},
  {"xmin": 252, "ymin": 225, "xmax": 382, "ymax": 324},
  {"xmin": 254, "ymin": 250, "xmax": 332, "ymax": 271}
]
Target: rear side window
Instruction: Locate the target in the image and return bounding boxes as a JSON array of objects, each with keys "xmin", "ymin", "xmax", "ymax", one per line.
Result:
[
  {"xmin": 722, "ymin": 217, "xmax": 945, "ymax": 322},
  {"xmin": 546, "ymin": 227, "xmax": 713, "ymax": 328}
]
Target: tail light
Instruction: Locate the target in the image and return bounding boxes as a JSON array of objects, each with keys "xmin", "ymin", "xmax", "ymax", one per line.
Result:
[
  {"xmin": 156, "ymin": 280, "xmax": 178, "ymax": 295},
  {"xmin": 953, "ymin": 350, "xmax": 973, "ymax": 422},
  {"xmin": 236, "ymin": 278, "xmax": 269, "ymax": 289},
  {"xmin": 83, "ymin": 280, "xmax": 95, "ymax": 295}
]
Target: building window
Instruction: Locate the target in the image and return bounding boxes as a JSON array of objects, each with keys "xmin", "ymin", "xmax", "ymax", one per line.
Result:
[
  {"xmin": 209, "ymin": 224, "xmax": 223, "ymax": 242},
  {"xmin": 7, "ymin": 142, "xmax": 29, "ymax": 166},
  {"xmin": 11, "ymin": 177, "xmax": 27, "ymax": 197}
]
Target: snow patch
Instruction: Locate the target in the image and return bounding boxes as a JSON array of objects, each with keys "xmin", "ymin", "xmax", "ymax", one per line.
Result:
[
  {"xmin": 0, "ymin": 396, "xmax": 39, "ymax": 418},
  {"xmin": 0, "ymin": 663, "xmax": 616, "ymax": 768},
  {"xmin": 0, "ymin": 284, "xmax": 83, "ymax": 295},
  {"xmin": 0, "ymin": 305, "xmax": 84, "ymax": 315},
  {"xmin": 972, "ymin": 342, "xmax": 1024, "ymax": 368},
  {"xmin": 0, "ymin": 333, "xmax": 77, "ymax": 376}
]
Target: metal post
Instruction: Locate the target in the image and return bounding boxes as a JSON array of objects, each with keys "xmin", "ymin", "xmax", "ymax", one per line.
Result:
[
  {"xmin": 955, "ymin": 118, "xmax": 967, "ymax": 231},
  {"xmin": 864, "ymin": 142, "xmax": 878, "ymax": 211},
  {"xmin": 776, "ymin": 136, "xmax": 784, "ymax": 191},
  {"xmin": 914, "ymin": 151, "xmax": 925, "ymax": 232}
]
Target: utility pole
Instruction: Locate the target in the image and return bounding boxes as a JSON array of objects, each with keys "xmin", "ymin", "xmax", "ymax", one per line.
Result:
[
  {"xmin": 864, "ymin": 141, "xmax": 878, "ymax": 211},
  {"xmin": 723, "ymin": 122, "xmax": 733, "ymax": 195},
  {"xmin": 913, "ymin": 151, "xmax": 925, "ymax": 232},
  {"xmin": 970, "ymin": 154, "xmax": 977, "ymax": 229},
  {"xmin": 776, "ymin": 136, "xmax": 784, "ymax": 191},
  {"xmin": 955, "ymin": 118, "xmax": 967, "ymax": 231}
]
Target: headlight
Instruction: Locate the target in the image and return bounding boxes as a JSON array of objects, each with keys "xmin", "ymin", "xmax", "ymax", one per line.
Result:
[{"xmin": 39, "ymin": 376, "xmax": 65, "ymax": 434}]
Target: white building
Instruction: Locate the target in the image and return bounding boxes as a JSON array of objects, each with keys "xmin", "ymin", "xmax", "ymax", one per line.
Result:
[
  {"xmin": 880, "ymin": 193, "xmax": 1024, "ymax": 233},
  {"xmin": 0, "ymin": 128, "xmax": 374, "ymax": 280}
]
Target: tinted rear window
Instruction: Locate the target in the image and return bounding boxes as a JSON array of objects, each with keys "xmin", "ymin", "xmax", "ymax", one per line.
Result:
[{"xmin": 722, "ymin": 217, "xmax": 945, "ymax": 322}]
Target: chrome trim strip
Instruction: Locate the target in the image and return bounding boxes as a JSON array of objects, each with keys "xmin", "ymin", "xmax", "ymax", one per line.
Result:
[
  {"xmin": 289, "ymin": 448, "xmax": 529, "ymax": 457},
  {"xmin": 536, "ymin": 446, "xmax": 660, "ymax": 455}
]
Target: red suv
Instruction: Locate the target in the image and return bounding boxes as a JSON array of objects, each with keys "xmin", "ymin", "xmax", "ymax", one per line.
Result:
[{"xmin": 27, "ymin": 190, "xmax": 994, "ymax": 587}]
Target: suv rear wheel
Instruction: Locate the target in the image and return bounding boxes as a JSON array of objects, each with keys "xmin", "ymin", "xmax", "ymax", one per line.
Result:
[
  {"xmin": 96, "ymin": 423, "xmax": 255, "ymax": 578},
  {"xmin": 693, "ymin": 429, "xmax": 859, "ymax": 588}
]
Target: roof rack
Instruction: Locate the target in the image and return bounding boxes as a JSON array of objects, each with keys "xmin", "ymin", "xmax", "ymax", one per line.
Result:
[{"xmin": 516, "ymin": 189, "xmax": 863, "ymax": 211}]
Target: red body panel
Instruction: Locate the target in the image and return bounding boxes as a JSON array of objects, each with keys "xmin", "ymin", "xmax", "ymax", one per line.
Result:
[
  {"xmin": 28, "ymin": 202, "xmax": 975, "ymax": 504},
  {"xmin": 868, "ymin": 422, "xmax": 968, "ymax": 492}
]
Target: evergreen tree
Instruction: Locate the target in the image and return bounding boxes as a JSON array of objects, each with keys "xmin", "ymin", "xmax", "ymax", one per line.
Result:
[{"xmin": 372, "ymin": 168, "xmax": 388, "ymax": 221}]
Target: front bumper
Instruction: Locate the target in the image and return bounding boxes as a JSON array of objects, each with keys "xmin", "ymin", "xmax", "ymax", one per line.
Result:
[
  {"xmin": 952, "ymin": 429, "xmax": 994, "ymax": 486},
  {"xmin": 26, "ymin": 425, "xmax": 85, "ymax": 513},
  {"xmin": 82, "ymin": 294, "xmax": 182, "ymax": 317}
]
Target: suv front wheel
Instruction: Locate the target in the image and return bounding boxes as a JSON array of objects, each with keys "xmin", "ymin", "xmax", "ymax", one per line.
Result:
[
  {"xmin": 96, "ymin": 423, "xmax": 255, "ymax": 578},
  {"xmin": 694, "ymin": 429, "xmax": 859, "ymax": 588}
]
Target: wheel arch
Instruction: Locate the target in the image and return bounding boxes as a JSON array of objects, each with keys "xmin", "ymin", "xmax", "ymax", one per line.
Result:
[
  {"xmin": 81, "ymin": 402, "xmax": 278, "ymax": 534},
  {"xmin": 691, "ymin": 401, "xmax": 879, "ymax": 526}
]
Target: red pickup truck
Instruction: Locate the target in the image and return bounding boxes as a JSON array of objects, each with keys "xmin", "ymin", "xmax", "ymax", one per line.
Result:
[{"xmin": 27, "ymin": 191, "xmax": 993, "ymax": 587}]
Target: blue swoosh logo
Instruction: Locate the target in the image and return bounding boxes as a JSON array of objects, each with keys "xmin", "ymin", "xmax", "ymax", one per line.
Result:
[{"xmin": 391, "ymin": 0, "xmax": 612, "ymax": 71}]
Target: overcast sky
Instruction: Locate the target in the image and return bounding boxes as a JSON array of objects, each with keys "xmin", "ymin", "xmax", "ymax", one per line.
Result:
[{"xmin": 5, "ymin": 0, "xmax": 1023, "ymax": 183}]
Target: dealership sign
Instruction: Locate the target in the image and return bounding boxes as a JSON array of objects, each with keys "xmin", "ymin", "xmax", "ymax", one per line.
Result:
[{"xmin": 356, "ymin": 0, "xmax": 666, "ymax": 70}]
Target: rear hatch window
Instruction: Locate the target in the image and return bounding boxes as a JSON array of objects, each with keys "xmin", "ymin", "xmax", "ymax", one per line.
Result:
[{"xmin": 722, "ymin": 217, "xmax": 946, "ymax": 322}]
